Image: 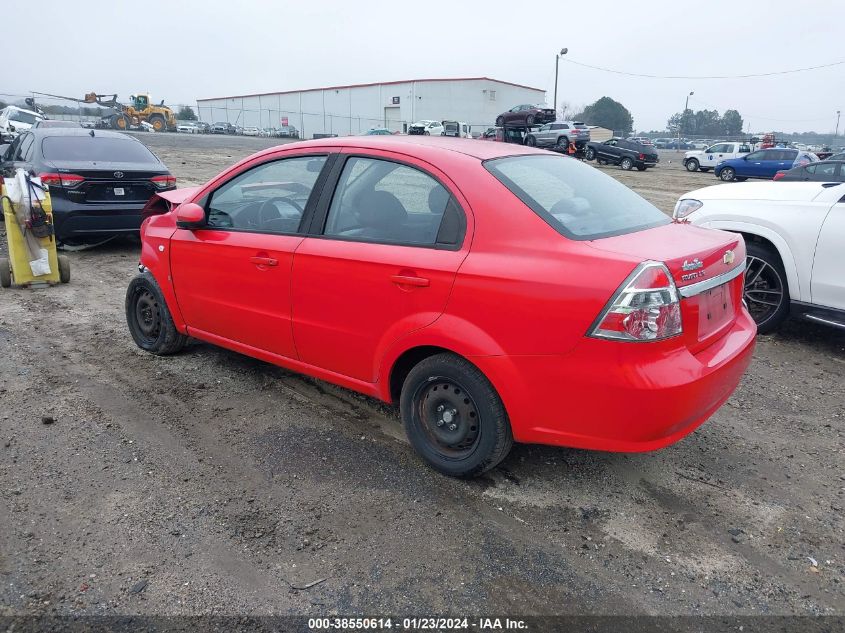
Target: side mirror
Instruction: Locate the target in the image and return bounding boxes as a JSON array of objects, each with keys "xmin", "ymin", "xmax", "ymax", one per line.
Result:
[{"xmin": 175, "ymin": 202, "xmax": 206, "ymax": 229}]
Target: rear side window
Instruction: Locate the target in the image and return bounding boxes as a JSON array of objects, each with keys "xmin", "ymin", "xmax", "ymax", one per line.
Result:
[
  {"xmin": 42, "ymin": 136, "xmax": 158, "ymax": 163},
  {"xmin": 485, "ymin": 154, "xmax": 669, "ymax": 240},
  {"xmin": 324, "ymin": 157, "xmax": 463, "ymax": 247}
]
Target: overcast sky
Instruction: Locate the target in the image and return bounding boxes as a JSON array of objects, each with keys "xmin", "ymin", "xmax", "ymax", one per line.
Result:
[{"xmin": 5, "ymin": 0, "xmax": 843, "ymax": 133}]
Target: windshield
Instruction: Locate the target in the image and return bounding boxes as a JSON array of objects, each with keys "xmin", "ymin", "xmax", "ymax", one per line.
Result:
[
  {"xmin": 42, "ymin": 136, "xmax": 158, "ymax": 163},
  {"xmin": 485, "ymin": 154, "xmax": 669, "ymax": 240},
  {"xmin": 10, "ymin": 111, "xmax": 40, "ymax": 124}
]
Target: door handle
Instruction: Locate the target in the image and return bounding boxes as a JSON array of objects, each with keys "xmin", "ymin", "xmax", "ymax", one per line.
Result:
[
  {"xmin": 250, "ymin": 256, "xmax": 278, "ymax": 267},
  {"xmin": 390, "ymin": 274, "xmax": 430, "ymax": 287}
]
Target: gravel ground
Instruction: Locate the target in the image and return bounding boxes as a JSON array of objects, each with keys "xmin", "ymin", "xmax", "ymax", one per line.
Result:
[{"xmin": 0, "ymin": 133, "xmax": 843, "ymax": 619}]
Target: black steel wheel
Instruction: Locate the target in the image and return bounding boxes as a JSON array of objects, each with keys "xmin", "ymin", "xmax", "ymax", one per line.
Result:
[
  {"xmin": 400, "ymin": 353, "xmax": 513, "ymax": 477},
  {"xmin": 125, "ymin": 271, "xmax": 187, "ymax": 355},
  {"xmin": 744, "ymin": 242, "xmax": 788, "ymax": 333}
]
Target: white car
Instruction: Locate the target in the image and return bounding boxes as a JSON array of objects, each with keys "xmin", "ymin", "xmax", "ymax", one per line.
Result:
[
  {"xmin": 177, "ymin": 123, "xmax": 198, "ymax": 134},
  {"xmin": 687, "ymin": 140, "xmax": 709, "ymax": 150},
  {"xmin": 684, "ymin": 141, "xmax": 752, "ymax": 173},
  {"xmin": 242, "ymin": 126, "xmax": 261, "ymax": 136},
  {"xmin": 408, "ymin": 120, "xmax": 444, "ymax": 136},
  {"xmin": 0, "ymin": 106, "xmax": 45, "ymax": 140},
  {"xmin": 674, "ymin": 181, "xmax": 845, "ymax": 332}
]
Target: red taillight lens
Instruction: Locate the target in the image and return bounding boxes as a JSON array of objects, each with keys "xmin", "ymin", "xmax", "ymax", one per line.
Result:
[
  {"xmin": 151, "ymin": 174, "xmax": 176, "ymax": 189},
  {"xmin": 639, "ymin": 153, "xmax": 645, "ymax": 160},
  {"xmin": 38, "ymin": 172, "xmax": 84, "ymax": 188},
  {"xmin": 590, "ymin": 261, "xmax": 682, "ymax": 342}
]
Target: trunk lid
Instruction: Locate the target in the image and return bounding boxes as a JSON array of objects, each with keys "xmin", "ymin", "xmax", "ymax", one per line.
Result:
[
  {"xmin": 47, "ymin": 160, "xmax": 170, "ymax": 204},
  {"xmin": 590, "ymin": 223, "xmax": 746, "ymax": 351}
]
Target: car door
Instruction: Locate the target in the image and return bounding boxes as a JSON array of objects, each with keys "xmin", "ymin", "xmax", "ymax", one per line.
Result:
[
  {"xmin": 598, "ymin": 139, "xmax": 618, "ymax": 160},
  {"xmin": 738, "ymin": 150, "xmax": 769, "ymax": 177},
  {"xmin": 1, "ymin": 132, "xmax": 35, "ymax": 176},
  {"xmin": 291, "ymin": 150, "xmax": 471, "ymax": 382},
  {"xmin": 811, "ymin": 196, "xmax": 845, "ymax": 309},
  {"xmin": 169, "ymin": 151, "xmax": 333, "ymax": 359},
  {"xmin": 534, "ymin": 124, "xmax": 551, "ymax": 146},
  {"xmin": 702, "ymin": 143, "xmax": 730, "ymax": 168},
  {"xmin": 811, "ymin": 162, "xmax": 839, "ymax": 182}
]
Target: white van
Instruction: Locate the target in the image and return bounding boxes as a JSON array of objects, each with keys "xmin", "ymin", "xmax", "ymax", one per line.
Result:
[
  {"xmin": 442, "ymin": 121, "xmax": 471, "ymax": 138},
  {"xmin": 683, "ymin": 141, "xmax": 751, "ymax": 172}
]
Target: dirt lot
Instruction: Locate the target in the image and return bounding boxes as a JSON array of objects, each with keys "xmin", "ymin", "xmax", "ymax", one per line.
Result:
[{"xmin": 1, "ymin": 133, "xmax": 843, "ymax": 620}]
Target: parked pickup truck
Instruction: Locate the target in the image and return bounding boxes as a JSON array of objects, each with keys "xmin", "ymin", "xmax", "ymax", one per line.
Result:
[{"xmin": 684, "ymin": 141, "xmax": 751, "ymax": 172}]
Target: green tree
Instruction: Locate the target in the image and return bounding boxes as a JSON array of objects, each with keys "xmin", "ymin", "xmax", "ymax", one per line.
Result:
[
  {"xmin": 177, "ymin": 106, "xmax": 197, "ymax": 121},
  {"xmin": 722, "ymin": 109, "xmax": 744, "ymax": 135},
  {"xmin": 577, "ymin": 97, "xmax": 633, "ymax": 135}
]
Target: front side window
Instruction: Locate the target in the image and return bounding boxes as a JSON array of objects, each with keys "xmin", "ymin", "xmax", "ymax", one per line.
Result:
[
  {"xmin": 746, "ymin": 151, "xmax": 766, "ymax": 160},
  {"xmin": 605, "ymin": 139, "xmax": 617, "ymax": 146},
  {"xmin": 708, "ymin": 144, "xmax": 729, "ymax": 153},
  {"xmin": 485, "ymin": 154, "xmax": 669, "ymax": 240},
  {"xmin": 324, "ymin": 157, "xmax": 462, "ymax": 246},
  {"xmin": 206, "ymin": 155, "xmax": 327, "ymax": 233}
]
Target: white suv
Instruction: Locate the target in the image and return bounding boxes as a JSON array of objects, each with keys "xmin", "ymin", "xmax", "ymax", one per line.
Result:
[
  {"xmin": 408, "ymin": 120, "xmax": 444, "ymax": 136},
  {"xmin": 0, "ymin": 106, "xmax": 45, "ymax": 141},
  {"xmin": 684, "ymin": 141, "xmax": 751, "ymax": 173}
]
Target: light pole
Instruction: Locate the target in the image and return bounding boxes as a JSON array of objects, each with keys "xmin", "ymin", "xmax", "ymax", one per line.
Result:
[
  {"xmin": 836, "ymin": 110, "xmax": 841, "ymax": 137},
  {"xmin": 679, "ymin": 90, "xmax": 694, "ymax": 145},
  {"xmin": 554, "ymin": 48, "xmax": 567, "ymax": 117}
]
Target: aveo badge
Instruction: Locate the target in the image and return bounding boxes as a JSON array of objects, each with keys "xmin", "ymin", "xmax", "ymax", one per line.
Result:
[{"xmin": 681, "ymin": 258, "xmax": 704, "ymax": 282}]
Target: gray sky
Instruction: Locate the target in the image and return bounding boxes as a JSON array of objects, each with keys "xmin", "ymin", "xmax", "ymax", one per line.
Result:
[{"xmin": 5, "ymin": 0, "xmax": 843, "ymax": 133}]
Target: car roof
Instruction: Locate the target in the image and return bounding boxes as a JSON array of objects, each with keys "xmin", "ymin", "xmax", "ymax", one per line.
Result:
[
  {"xmin": 262, "ymin": 135, "xmax": 546, "ymax": 161},
  {"xmin": 27, "ymin": 128, "xmax": 139, "ymax": 141}
]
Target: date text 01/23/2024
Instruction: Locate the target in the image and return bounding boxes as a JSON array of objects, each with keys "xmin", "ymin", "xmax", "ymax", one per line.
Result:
[{"xmin": 307, "ymin": 617, "xmax": 528, "ymax": 630}]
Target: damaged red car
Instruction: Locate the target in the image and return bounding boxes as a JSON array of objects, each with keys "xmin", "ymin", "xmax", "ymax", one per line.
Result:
[{"xmin": 127, "ymin": 136, "xmax": 755, "ymax": 477}]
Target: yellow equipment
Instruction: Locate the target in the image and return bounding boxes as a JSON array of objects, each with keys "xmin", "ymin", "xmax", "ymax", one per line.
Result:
[
  {"xmin": 33, "ymin": 91, "xmax": 177, "ymax": 132},
  {"xmin": 85, "ymin": 92, "xmax": 177, "ymax": 132},
  {"xmin": 0, "ymin": 183, "xmax": 70, "ymax": 288}
]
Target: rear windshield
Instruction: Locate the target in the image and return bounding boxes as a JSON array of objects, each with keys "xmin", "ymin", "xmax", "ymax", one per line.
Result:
[
  {"xmin": 42, "ymin": 136, "xmax": 158, "ymax": 163},
  {"xmin": 573, "ymin": 123, "xmax": 588, "ymax": 129},
  {"xmin": 485, "ymin": 154, "xmax": 669, "ymax": 240}
]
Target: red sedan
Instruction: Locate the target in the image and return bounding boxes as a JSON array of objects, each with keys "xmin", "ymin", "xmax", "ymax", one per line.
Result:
[{"xmin": 127, "ymin": 136, "xmax": 756, "ymax": 477}]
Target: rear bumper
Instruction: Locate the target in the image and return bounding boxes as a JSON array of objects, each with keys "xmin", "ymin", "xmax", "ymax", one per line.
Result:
[
  {"xmin": 51, "ymin": 197, "xmax": 149, "ymax": 240},
  {"xmin": 471, "ymin": 308, "xmax": 756, "ymax": 452}
]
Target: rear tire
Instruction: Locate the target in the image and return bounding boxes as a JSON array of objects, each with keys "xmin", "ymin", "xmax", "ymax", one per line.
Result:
[
  {"xmin": 620, "ymin": 157, "xmax": 634, "ymax": 170},
  {"xmin": 556, "ymin": 136, "xmax": 569, "ymax": 151},
  {"xmin": 719, "ymin": 167, "xmax": 736, "ymax": 181},
  {"xmin": 113, "ymin": 114, "xmax": 130, "ymax": 130},
  {"xmin": 745, "ymin": 241, "xmax": 789, "ymax": 333},
  {"xmin": 57, "ymin": 255, "xmax": 70, "ymax": 283},
  {"xmin": 125, "ymin": 271, "xmax": 187, "ymax": 355},
  {"xmin": 585, "ymin": 147, "xmax": 596, "ymax": 161},
  {"xmin": 0, "ymin": 257, "xmax": 11, "ymax": 288},
  {"xmin": 685, "ymin": 158, "xmax": 700, "ymax": 172},
  {"xmin": 525, "ymin": 135, "xmax": 536, "ymax": 147},
  {"xmin": 525, "ymin": 115, "xmax": 535, "ymax": 126},
  {"xmin": 400, "ymin": 353, "xmax": 513, "ymax": 478}
]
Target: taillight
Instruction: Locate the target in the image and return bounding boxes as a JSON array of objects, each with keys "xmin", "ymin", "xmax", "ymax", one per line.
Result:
[
  {"xmin": 38, "ymin": 172, "xmax": 84, "ymax": 188},
  {"xmin": 151, "ymin": 174, "xmax": 176, "ymax": 189},
  {"xmin": 590, "ymin": 261, "xmax": 682, "ymax": 342},
  {"xmin": 639, "ymin": 153, "xmax": 645, "ymax": 160},
  {"xmin": 773, "ymin": 172, "xmax": 785, "ymax": 181}
]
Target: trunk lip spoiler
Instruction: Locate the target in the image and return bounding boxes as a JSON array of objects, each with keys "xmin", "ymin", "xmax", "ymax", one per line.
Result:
[{"xmin": 678, "ymin": 262, "xmax": 746, "ymax": 298}]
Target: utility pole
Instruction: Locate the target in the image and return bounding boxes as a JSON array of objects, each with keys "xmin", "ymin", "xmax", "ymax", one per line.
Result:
[
  {"xmin": 554, "ymin": 48, "xmax": 567, "ymax": 117},
  {"xmin": 836, "ymin": 110, "xmax": 841, "ymax": 137},
  {"xmin": 679, "ymin": 90, "xmax": 693, "ymax": 146}
]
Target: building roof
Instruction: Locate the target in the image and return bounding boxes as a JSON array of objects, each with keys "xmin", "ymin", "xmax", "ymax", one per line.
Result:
[{"xmin": 198, "ymin": 77, "xmax": 545, "ymax": 102}]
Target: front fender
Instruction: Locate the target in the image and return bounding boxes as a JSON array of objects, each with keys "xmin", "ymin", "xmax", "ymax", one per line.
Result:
[{"xmin": 699, "ymin": 220, "xmax": 801, "ymax": 300}]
